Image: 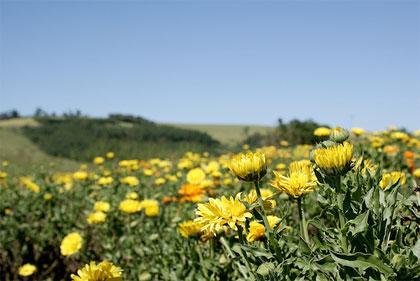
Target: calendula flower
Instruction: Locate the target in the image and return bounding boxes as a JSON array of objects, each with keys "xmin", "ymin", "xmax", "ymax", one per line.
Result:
[
  {"xmin": 178, "ymin": 220, "xmax": 203, "ymax": 238},
  {"xmin": 178, "ymin": 184, "xmax": 206, "ymax": 203},
  {"xmin": 93, "ymin": 157, "xmax": 105, "ymax": 165},
  {"xmin": 313, "ymin": 142, "xmax": 354, "ymax": 176},
  {"xmin": 271, "ymin": 160, "xmax": 317, "ymax": 198},
  {"xmin": 205, "ymin": 161, "xmax": 220, "ymax": 174},
  {"xmin": 246, "ymin": 215, "xmax": 281, "ymax": 242},
  {"xmin": 391, "ymin": 131, "xmax": 410, "ymax": 142},
  {"xmin": 126, "ymin": 192, "xmax": 138, "ymax": 200},
  {"xmin": 94, "ymin": 201, "xmax": 110, "ymax": 212},
  {"xmin": 119, "ymin": 199, "xmax": 142, "ymax": 214},
  {"xmin": 229, "ymin": 151, "xmax": 267, "ymax": 182},
  {"xmin": 379, "ymin": 171, "xmax": 406, "ymax": 189},
  {"xmin": 86, "ymin": 211, "xmax": 106, "ymax": 224},
  {"xmin": 154, "ymin": 178, "xmax": 166, "ymax": 186},
  {"xmin": 186, "ymin": 168, "xmax": 206, "ymax": 185},
  {"xmin": 18, "ymin": 263, "xmax": 37, "ymax": 276},
  {"xmin": 329, "ymin": 127, "xmax": 349, "ymax": 143},
  {"xmin": 73, "ymin": 171, "xmax": 88, "ymax": 181},
  {"xmin": 106, "ymin": 152, "xmax": 114, "ymax": 159},
  {"xmin": 195, "ymin": 196, "xmax": 252, "ymax": 236},
  {"xmin": 313, "ymin": 127, "xmax": 331, "ymax": 138},
  {"xmin": 413, "ymin": 168, "xmax": 420, "ymax": 178},
  {"xmin": 242, "ymin": 188, "xmax": 276, "ymax": 209},
  {"xmin": 354, "ymin": 157, "xmax": 378, "ymax": 175},
  {"xmin": 43, "ymin": 193, "xmax": 53, "ymax": 201},
  {"xmin": 61, "ymin": 232, "xmax": 83, "ymax": 256},
  {"xmin": 97, "ymin": 176, "xmax": 113, "ymax": 186},
  {"xmin": 71, "ymin": 261, "xmax": 122, "ymax": 281},
  {"xmin": 351, "ymin": 128, "xmax": 365, "ymax": 136},
  {"xmin": 120, "ymin": 176, "xmax": 139, "ymax": 187},
  {"xmin": 20, "ymin": 177, "xmax": 40, "ymax": 193},
  {"xmin": 140, "ymin": 199, "xmax": 159, "ymax": 217}
]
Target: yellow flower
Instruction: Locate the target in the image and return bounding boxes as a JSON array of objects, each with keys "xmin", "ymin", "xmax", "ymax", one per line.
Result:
[
  {"xmin": 120, "ymin": 176, "xmax": 139, "ymax": 187},
  {"xmin": 178, "ymin": 220, "xmax": 203, "ymax": 238},
  {"xmin": 18, "ymin": 263, "xmax": 37, "ymax": 276},
  {"xmin": 313, "ymin": 127, "xmax": 331, "ymax": 137},
  {"xmin": 354, "ymin": 157, "xmax": 378, "ymax": 175},
  {"xmin": 86, "ymin": 211, "xmax": 106, "ymax": 224},
  {"xmin": 246, "ymin": 215, "xmax": 281, "ymax": 242},
  {"xmin": 351, "ymin": 127, "xmax": 365, "ymax": 136},
  {"xmin": 71, "ymin": 260, "xmax": 122, "ymax": 281},
  {"xmin": 0, "ymin": 171, "xmax": 7, "ymax": 179},
  {"xmin": 43, "ymin": 193, "xmax": 53, "ymax": 201},
  {"xmin": 313, "ymin": 142, "xmax": 354, "ymax": 176},
  {"xmin": 126, "ymin": 192, "xmax": 138, "ymax": 200},
  {"xmin": 154, "ymin": 177, "xmax": 166, "ymax": 186},
  {"xmin": 119, "ymin": 199, "xmax": 142, "ymax": 214},
  {"xmin": 97, "ymin": 176, "xmax": 113, "ymax": 186},
  {"xmin": 187, "ymin": 168, "xmax": 206, "ymax": 184},
  {"xmin": 60, "ymin": 232, "xmax": 83, "ymax": 256},
  {"xmin": 379, "ymin": 172, "xmax": 406, "ymax": 189},
  {"xmin": 229, "ymin": 151, "xmax": 267, "ymax": 182},
  {"xmin": 94, "ymin": 201, "xmax": 110, "ymax": 212},
  {"xmin": 271, "ymin": 160, "xmax": 317, "ymax": 198},
  {"xmin": 246, "ymin": 221, "xmax": 265, "ymax": 242},
  {"xmin": 93, "ymin": 157, "xmax": 105, "ymax": 165},
  {"xmin": 205, "ymin": 161, "xmax": 220, "ymax": 174},
  {"xmin": 106, "ymin": 152, "xmax": 114, "ymax": 159},
  {"xmin": 242, "ymin": 188, "xmax": 276, "ymax": 209},
  {"xmin": 20, "ymin": 177, "xmax": 40, "ymax": 193},
  {"xmin": 414, "ymin": 168, "xmax": 420, "ymax": 179},
  {"xmin": 195, "ymin": 196, "xmax": 252, "ymax": 235},
  {"xmin": 73, "ymin": 171, "xmax": 88, "ymax": 181},
  {"xmin": 140, "ymin": 199, "xmax": 159, "ymax": 217},
  {"xmin": 275, "ymin": 163, "xmax": 286, "ymax": 171},
  {"xmin": 391, "ymin": 131, "xmax": 410, "ymax": 142}
]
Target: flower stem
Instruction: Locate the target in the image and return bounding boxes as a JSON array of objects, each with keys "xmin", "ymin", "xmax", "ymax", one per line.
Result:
[
  {"xmin": 254, "ymin": 180, "xmax": 271, "ymax": 235},
  {"xmin": 297, "ymin": 197, "xmax": 310, "ymax": 244},
  {"xmin": 334, "ymin": 175, "xmax": 348, "ymax": 252}
]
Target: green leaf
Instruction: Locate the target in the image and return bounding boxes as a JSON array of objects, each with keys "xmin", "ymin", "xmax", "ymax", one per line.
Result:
[
  {"xmin": 348, "ymin": 211, "xmax": 369, "ymax": 236},
  {"xmin": 257, "ymin": 262, "xmax": 275, "ymax": 276},
  {"xmin": 412, "ymin": 238, "xmax": 420, "ymax": 259},
  {"xmin": 330, "ymin": 252, "xmax": 394, "ymax": 276}
]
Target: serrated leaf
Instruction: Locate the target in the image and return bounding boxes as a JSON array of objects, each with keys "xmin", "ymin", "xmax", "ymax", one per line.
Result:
[{"xmin": 330, "ymin": 252, "xmax": 394, "ymax": 276}]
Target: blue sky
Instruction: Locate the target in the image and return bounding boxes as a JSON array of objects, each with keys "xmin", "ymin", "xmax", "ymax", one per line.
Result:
[{"xmin": 1, "ymin": 0, "xmax": 419, "ymax": 130}]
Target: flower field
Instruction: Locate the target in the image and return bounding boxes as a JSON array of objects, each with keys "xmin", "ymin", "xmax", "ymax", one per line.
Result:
[{"xmin": 1, "ymin": 127, "xmax": 419, "ymax": 281}]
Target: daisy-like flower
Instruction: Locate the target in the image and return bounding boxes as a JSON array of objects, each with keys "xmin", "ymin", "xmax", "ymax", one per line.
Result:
[
  {"xmin": 178, "ymin": 184, "xmax": 206, "ymax": 203},
  {"xmin": 94, "ymin": 201, "xmax": 110, "ymax": 212},
  {"xmin": 86, "ymin": 211, "xmax": 106, "ymax": 224},
  {"xmin": 71, "ymin": 260, "xmax": 122, "ymax": 281},
  {"xmin": 271, "ymin": 160, "xmax": 317, "ymax": 198},
  {"xmin": 313, "ymin": 142, "xmax": 354, "ymax": 176},
  {"xmin": 229, "ymin": 151, "xmax": 266, "ymax": 182},
  {"xmin": 246, "ymin": 215, "xmax": 281, "ymax": 242},
  {"xmin": 178, "ymin": 220, "xmax": 203, "ymax": 238},
  {"xmin": 60, "ymin": 232, "xmax": 83, "ymax": 256},
  {"xmin": 18, "ymin": 263, "xmax": 37, "ymax": 276},
  {"xmin": 118, "ymin": 199, "xmax": 142, "ymax": 214},
  {"xmin": 313, "ymin": 127, "xmax": 331, "ymax": 138},
  {"xmin": 195, "ymin": 195, "xmax": 252, "ymax": 236},
  {"xmin": 186, "ymin": 168, "xmax": 206, "ymax": 185},
  {"xmin": 379, "ymin": 171, "xmax": 406, "ymax": 189}
]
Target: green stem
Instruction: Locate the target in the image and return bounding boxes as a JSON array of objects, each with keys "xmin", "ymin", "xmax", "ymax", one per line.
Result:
[
  {"xmin": 334, "ymin": 175, "xmax": 348, "ymax": 252},
  {"xmin": 297, "ymin": 197, "xmax": 310, "ymax": 244},
  {"xmin": 254, "ymin": 180, "xmax": 271, "ymax": 234}
]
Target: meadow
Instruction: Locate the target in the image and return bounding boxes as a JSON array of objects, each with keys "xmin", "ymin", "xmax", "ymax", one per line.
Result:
[{"xmin": 0, "ymin": 121, "xmax": 419, "ymax": 281}]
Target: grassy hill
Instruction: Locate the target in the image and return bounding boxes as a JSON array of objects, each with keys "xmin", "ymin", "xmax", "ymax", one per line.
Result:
[
  {"xmin": 0, "ymin": 128, "xmax": 80, "ymax": 175},
  {"xmin": 168, "ymin": 124, "xmax": 273, "ymax": 144}
]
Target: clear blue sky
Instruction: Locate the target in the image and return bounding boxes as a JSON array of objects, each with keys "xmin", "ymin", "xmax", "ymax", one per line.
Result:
[{"xmin": 1, "ymin": 0, "xmax": 419, "ymax": 130}]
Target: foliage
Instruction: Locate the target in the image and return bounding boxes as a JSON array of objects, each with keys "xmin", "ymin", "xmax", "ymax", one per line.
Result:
[
  {"xmin": 22, "ymin": 116, "xmax": 220, "ymax": 161},
  {"xmin": 0, "ymin": 126, "xmax": 419, "ymax": 280}
]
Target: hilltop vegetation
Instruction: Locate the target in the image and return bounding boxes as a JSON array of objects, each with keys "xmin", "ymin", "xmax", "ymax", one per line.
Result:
[{"xmin": 21, "ymin": 115, "xmax": 220, "ymax": 161}]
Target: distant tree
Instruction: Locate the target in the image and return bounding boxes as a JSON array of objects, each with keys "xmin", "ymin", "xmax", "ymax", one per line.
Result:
[
  {"xmin": 0, "ymin": 109, "xmax": 20, "ymax": 120},
  {"xmin": 34, "ymin": 107, "xmax": 48, "ymax": 117}
]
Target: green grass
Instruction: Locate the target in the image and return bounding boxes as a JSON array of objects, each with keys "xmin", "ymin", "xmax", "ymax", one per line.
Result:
[
  {"xmin": 167, "ymin": 124, "xmax": 273, "ymax": 144},
  {"xmin": 0, "ymin": 128, "xmax": 80, "ymax": 175},
  {"xmin": 0, "ymin": 117, "xmax": 39, "ymax": 128}
]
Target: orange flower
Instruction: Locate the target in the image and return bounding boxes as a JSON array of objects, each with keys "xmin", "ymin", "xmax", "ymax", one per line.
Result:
[
  {"xmin": 178, "ymin": 184, "xmax": 205, "ymax": 203},
  {"xmin": 404, "ymin": 151, "xmax": 414, "ymax": 159},
  {"xmin": 162, "ymin": 196, "xmax": 174, "ymax": 204}
]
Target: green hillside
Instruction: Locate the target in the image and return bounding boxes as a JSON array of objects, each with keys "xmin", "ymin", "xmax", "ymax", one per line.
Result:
[
  {"xmin": 168, "ymin": 124, "xmax": 273, "ymax": 144},
  {"xmin": 0, "ymin": 128, "xmax": 80, "ymax": 175}
]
